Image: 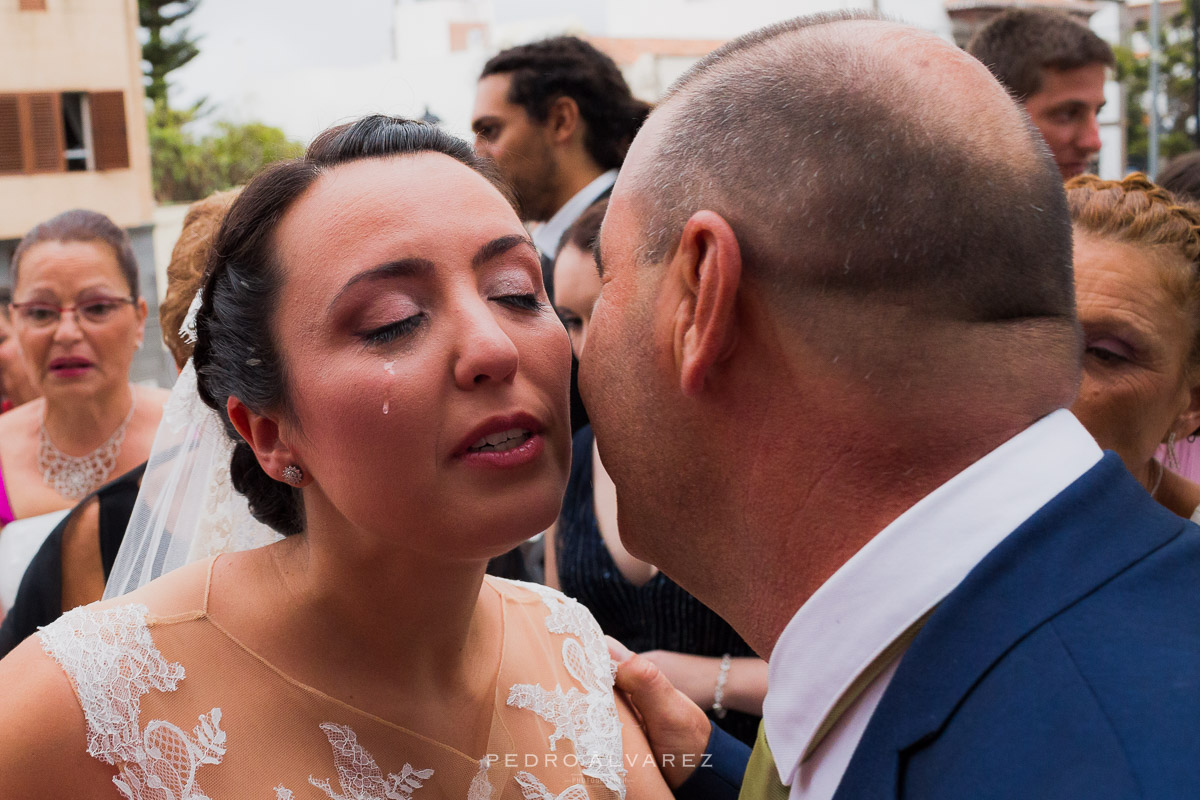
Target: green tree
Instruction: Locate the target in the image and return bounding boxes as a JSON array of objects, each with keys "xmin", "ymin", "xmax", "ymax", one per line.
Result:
[
  {"xmin": 147, "ymin": 104, "xmax": 208, "ymax": 203},
  {"xmin": 203, "ymin": 121, "xmax": 305, "ymax": 189},
  {"xmin": 139, "ymin": 0, "xmax": 202, "ymax": 111},
  {"xmin": 1116, "ymin": 9, "xmax": 1198, "ymax": 171},
  {"xmin": 148, "ymin": 107, "xmax": 304, "ymax": 203},
  {"xmin": 139, "ymin": 0, "xmax": 302, "ymax": 203}
]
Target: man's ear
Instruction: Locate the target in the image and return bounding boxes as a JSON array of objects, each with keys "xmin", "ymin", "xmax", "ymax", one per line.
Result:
[
  {"xmin": 668, "ymin": 211, "xmax": 742, "ymax": 397},
  {"xmin": 227, "ymin": 396, "xmax": 308, "ymax": 486},
  {"xmin": 545, "ymin": 96, "xmax": 582, "ymax": 146}
]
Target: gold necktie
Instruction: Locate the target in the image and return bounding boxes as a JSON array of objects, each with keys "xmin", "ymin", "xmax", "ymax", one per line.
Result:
[
  {"xmin": 739, "ymin": 606, "xmax": 938, "ymax": 800},
  {"xmin": 738, "ymin": 722, "xmax": 790, "ymax": 800}
]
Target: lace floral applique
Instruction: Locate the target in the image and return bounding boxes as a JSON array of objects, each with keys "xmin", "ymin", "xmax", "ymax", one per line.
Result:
[
  {"xmin": 506, "ymin": 584, "xmax": 626, "ymax": 799},
  {"xmin": 38, "ymin": 603, "xmax": 226, "ymax": 799},
  {"xmin": 308, "ymin": 722, "xmax": 434, "ymax": 800},
  {"xmin": 275, "ymin": 787, "xmax": 295, "ymax": 800},
  {"xmin": 514, "ymin": 771, "xmax": 590, "ymax": 800},
  {"xmin": 468, "ymin": 757, "xmax": 494, "ymax": 800}
]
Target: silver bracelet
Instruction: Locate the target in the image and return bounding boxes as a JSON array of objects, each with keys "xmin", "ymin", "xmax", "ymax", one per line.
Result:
[{"xmin": 712, "ymin": 653, "xmax": 732, "ymax": 719}]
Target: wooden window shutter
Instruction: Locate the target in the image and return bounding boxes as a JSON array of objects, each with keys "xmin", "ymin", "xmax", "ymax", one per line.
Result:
[
  {"xmin": 22, "ymin": 93, "xmax": 65, "ymax": 174},
  {"xmin": 0, "ymin": 95, "xmax": 20, "ymax": 174},
  {"xmin": 90, "ymin": 91, "xmax": 129, "ymax": 171}
]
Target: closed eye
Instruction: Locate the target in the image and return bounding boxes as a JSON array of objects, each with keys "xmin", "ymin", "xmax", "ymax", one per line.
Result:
[
  {"xmin": 361, "ymin": 314, "xmax": 425, "ymax": 346},
  {"xmin": 1085, "ymin": 341, "xmax": 1130, "ymax": 364},
  {"xmin": 495, "ymin": 294, "xmax": 543, "ymax": 312}
]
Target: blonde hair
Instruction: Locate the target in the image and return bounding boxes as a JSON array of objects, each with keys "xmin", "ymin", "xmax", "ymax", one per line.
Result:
[
  {"xmin": 159, "ymin": 189, "xmax": 241, "ymax": 369},
  {"xmin": 1066, "ymin": 173, "xmax": 1200, "ymax": 365}
]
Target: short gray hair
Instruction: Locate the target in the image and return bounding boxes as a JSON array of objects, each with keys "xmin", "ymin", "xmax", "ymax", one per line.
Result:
[{"xmin": 630, "ymin": 13, "xmax": 1075, "ymax": 327}]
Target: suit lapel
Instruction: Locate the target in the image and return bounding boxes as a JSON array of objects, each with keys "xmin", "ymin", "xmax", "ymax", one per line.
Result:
[{"xmin": 831, "ymin": 453, "xmax": 1189, "ymax": 799}]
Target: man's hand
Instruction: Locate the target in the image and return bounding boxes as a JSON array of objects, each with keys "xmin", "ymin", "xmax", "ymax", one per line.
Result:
[{"xmin": 609, "ymin": 636, "xmax": 713, "ymax": 788}]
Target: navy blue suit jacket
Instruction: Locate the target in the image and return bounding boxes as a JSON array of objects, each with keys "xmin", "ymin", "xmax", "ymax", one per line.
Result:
[
  {"xmin": 831, "ymin": 452, "xmax": 1200, "ymax": 798},
  {"xmin": 687, "ymin": 453, "xmax": 1200, "ymax": 799}
]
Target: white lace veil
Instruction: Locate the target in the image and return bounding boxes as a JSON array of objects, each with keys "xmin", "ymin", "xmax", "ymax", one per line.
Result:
[{"xmin": 104, "ymin": 298, "xmax": 282, "ymax": 599}]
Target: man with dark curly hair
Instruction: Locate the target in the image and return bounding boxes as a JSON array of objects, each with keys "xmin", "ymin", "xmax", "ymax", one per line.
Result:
[
  {"xmin": 472, "ymin": 36, "xmax": 649, "ymax": 297},
  {"xmin": 968, "ymin": 8, "xmax": 1113, "ymax": 179}
]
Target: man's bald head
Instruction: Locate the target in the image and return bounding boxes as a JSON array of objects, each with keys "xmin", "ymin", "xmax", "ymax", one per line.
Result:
[{"xmin": 625, "ymin": 13, "xmax": 1076, "ymax": 332}]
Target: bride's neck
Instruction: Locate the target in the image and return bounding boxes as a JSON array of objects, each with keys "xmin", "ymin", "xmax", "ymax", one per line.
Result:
[{"xmin": 268, "ymin": 509, "xmax": 495, "ymax": 684}]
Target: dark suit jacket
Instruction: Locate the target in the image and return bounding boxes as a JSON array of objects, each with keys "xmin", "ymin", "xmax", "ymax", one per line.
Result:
[{"xmin": 829, "ymin": 452, "xmax": 1200, "ymax": 799}]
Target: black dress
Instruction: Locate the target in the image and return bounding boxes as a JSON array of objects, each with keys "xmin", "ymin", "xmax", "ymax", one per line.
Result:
[
  {"xmin": 556, "ymin": 426, "xmax": 760, "ymax": 745},
  {"xmin": 0, "ymin": 463, "xmax": 145, "ymax": 658}
]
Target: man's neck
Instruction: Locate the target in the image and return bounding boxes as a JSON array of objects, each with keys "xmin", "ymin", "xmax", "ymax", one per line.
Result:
[
  {"xmin": 547, "ymin": 155, "xmax": 607, "ymax": 219},
  {"xmin": 549, "ymin": 167, "xmax": 609, "ymax": 219},
  {"xmin": 725, "ymin": 414, "xmax": 1043, "ymax": 658}
]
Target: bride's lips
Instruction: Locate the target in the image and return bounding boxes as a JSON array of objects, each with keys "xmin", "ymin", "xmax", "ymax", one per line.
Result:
[
  {"xmin": 47, "ymin": 356, "xmax": 95, "ymax": 378},
  {"xmin": 453, "ymin": 411, "xmax": 546, "ymax": 468}
]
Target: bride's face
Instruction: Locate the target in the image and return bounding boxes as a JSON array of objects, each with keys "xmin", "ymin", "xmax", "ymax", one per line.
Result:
[{"xmin": 270, "ymin": 153, "xmax": 572, "ymax": 556}]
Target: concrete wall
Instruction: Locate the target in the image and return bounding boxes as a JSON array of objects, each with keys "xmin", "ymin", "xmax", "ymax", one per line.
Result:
[{"xmin": 0, "ymin": 0, "xmax": 155, "ymax": 238}]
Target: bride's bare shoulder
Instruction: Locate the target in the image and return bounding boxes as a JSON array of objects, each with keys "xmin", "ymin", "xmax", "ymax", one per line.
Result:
[
  {"xmin": 0, "ymin": 634, "xmax": 118, "ymax": 796},
  {"xmin": 0, "ymin": 559, "xmax": 214, "ymax": 797},
  {"xmin": 101, "ymin": 555, "xmax": 216, "ymax": 617}
]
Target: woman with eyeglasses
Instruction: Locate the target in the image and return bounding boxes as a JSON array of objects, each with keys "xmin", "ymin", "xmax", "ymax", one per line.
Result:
[{"xmin": 0, "ymin": 210, "xmax": 166, "ymax": 610}]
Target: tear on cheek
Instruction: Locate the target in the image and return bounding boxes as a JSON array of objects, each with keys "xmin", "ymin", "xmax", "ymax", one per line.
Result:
[
  {"xmin": 383, "ymin": 400, "xmax": 389, "ymax": 415},
  {"xmin": 384, "ymin": 360, "xmax": 396, "ymax": 375}
]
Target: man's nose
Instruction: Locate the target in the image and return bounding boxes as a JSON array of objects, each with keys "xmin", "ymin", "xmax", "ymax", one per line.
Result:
[
  {"xmin": 474, "ymin": 136, "xmax": 496, "ymax": 160},
  {"xmin": 1078, "ymin": 113, "xmax": 1103, "ymax": 155}
]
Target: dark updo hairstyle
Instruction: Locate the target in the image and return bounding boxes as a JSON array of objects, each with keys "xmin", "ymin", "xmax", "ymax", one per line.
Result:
[
  {"xmin": 11, "ymin": 209, "xmax": 140, "ymax": 299},
  {"xmin": 192, "ymin": 115, "xmax": 514, "ymax": 535}
]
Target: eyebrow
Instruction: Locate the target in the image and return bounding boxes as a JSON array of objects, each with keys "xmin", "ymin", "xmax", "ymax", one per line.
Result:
[
  {"xmin": 592, "ymin": 237, "xmax": 605, "ymax": 278},
  {"xmin": 328, "ymin": 236, "xmax": 538, "ymax": 312},
  {"xmin": 328, "ymin": 257, "xmax": 435, "ymax": 312},
  {"xmin": 1054, "ymin": 99, "xmax": 1106, "ymax": 112},
  {"xmin": 473, "ymin": 234, "xmax": 537, "ymax": 269},
  {"xmin": 471, "ymin": 116, "xmax": 500, "ymax": 133}
]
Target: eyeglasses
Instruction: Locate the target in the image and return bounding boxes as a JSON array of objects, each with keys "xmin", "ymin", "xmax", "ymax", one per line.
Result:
[{"xmin": 9, "ymin": 296, "xmax": 135, "ymax": 328}]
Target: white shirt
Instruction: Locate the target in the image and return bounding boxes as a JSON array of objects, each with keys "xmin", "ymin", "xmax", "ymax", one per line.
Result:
[
  {"xmin": 531, "ymin": 169, "xmax": 618, "ymax": 260},
  {"xmin": 763, "ymin": 410, "xmax": 1103, "ymax": 800}
]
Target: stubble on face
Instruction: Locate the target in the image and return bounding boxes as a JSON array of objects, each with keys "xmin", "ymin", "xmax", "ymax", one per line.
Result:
[
  {"xmin": 579, "ymin": 180, "xmax": 679, "ymax": 564},
  {"xmin": 472, "ymin": 74, "xmax": 561, "ymax": 223}
]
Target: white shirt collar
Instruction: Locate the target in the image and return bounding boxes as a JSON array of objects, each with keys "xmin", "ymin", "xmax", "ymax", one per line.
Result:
[
  {"xmin": 531, "ymin": 169, "xmax": 618, "ymax": 260},
  {"xmin": 763, "ymin": 410, "xmax": 1103, "ymax": 786}
]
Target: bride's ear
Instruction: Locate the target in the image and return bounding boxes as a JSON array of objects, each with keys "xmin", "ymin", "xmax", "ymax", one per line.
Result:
[{"xmin": 227, "ymin": 396, "xmax": 302, "ymax": 482}]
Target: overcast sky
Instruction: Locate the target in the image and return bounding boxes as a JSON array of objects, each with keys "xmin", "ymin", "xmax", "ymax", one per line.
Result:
[
  {"xmin": 170, "ymin": 0, "xmax": 394, "ymax": 112},
  {"xmin": 169, "ymin": 0, "xmax": 599, "ymax": 117}
]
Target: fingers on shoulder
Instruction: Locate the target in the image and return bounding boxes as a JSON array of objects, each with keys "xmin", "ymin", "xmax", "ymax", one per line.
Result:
[
  {"xmin": 0, "ymin": 637, "xmax": 110, "ymax": 794},
  {"xmin": 614, "ymin": 651, "xmax": 669, "ymax": 696}
]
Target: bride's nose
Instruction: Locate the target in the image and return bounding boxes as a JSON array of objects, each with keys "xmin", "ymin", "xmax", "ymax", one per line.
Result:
[{"xmin": 453, "ymin": 299, "xmax": 519, "ymax": 389}]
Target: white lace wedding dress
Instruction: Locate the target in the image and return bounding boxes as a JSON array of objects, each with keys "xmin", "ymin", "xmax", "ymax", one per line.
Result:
[{"xmin": 33, "ymin": 558, "xmax": 669, "ymax": 800}]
